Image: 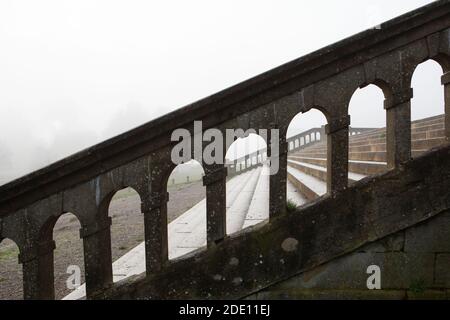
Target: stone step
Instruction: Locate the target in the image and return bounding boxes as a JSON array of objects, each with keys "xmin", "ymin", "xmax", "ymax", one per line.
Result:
[
  {"xmin": 346, "ymin": 121, "xmax": 443, "ymax": 144},
  {"xmin": 349, "ymin": 129, "xmax": 445, "ymax": 147},
  {"xmin": 412, "ymin": 128, "xmax": 446, "ymax": 140},
  {"xmin": 227, "ymin": 167, "xmax": 263, "ymax": 235},
  {"xmin": 296, "ymin": 150, "xmax": 385, "ymax": 162},
  {"xmin": 288, "ymin": 160, "xmax": 366, "ymax": 184},
  {"xmin": 295, "ymin": 137, "xmax": 446, "ymax": 155},
  {"xmin": 286, "ymin": 179, "xmax": 308, "ymax": 208},
  {"xmin": 287, "ymin": 165, "xmax": 327, "ymax": 201},
  {"xmin": 170, "ymin": 168, "xmax": 257, "ymax": 260},
  {"xmin": 288, "ymin": 156, "xmax": 387, "ymax": 175},
  {"xmin": 242, "ymin": 165, "xmax": 270, "ymax": 229},
  {"xmin": 411, "ymin": 114, "xmax": 444, "ymax": 128},
  {"xmin": 349, "ymin": 137, "xmax": 445, "ymax": 153}
]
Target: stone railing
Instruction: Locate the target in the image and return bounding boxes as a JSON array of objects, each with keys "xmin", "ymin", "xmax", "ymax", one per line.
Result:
[
  {"xmin": 226, "ymin": 126, "xmax": 379, "ymax": 177},
  {"xmin": 226, "ymin": 127, "xmax": 323, "ymax": 177},
  {"xmin": 0, "ymin": 0, "xmax": 449, "ymax": 299}
]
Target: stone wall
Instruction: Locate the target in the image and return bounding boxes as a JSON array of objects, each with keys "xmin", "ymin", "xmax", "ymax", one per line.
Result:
[{"xmin": 248, "ymin": 210, "xmax": 450, "ymax": 300}]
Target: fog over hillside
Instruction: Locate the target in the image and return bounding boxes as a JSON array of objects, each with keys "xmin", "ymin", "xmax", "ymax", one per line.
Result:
[{"xmin": 0, "ymin": 0, "xmax": 443, "ymax": 186}]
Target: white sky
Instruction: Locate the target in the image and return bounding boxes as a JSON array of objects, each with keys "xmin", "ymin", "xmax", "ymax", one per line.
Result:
[{"xmin": 0, "ymin": 0, "xmax": 445, "ymax": 182}]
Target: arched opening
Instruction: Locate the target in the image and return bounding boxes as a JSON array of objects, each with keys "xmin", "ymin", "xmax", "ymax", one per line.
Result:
[
  {"xmin": 166, "ymin": 160, "xmax": 206, "ymax": 260},
  {"xmin": 225, "ymin": 133, "xmax": 268, "ymax": 232},
  {"xmin": 286, "ymin": 109, "xmax": 328, "ymax": 209},
  {"xmin": 0, "ymin": 238, "xmax": 22, "ymax": 300},
  {"xmin": 108, "ymin": 187, "xmax": 144, "ymax": 282},
  {"xmin": 348, "ymin": 84, "xmax": 387, "ymax": 184},
  {"xmin": 411, "ymin": 59, "xmax": 446, "ymax": 157},
  {"xmin": 52, "ymin": 212, "xmax": 84, "ymax": 299}
]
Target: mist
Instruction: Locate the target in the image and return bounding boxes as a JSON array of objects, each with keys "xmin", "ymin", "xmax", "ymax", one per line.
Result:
[{"xmin": 0, "ymin": 0, "xmax": 441, "ymax": 185}]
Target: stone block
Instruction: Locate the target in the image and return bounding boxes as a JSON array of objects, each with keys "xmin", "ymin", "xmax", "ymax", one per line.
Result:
[
  {"xmin": 250, "ymin": 289, "xmax": 406, "ymax": 300},
  {"xmin": 434, "ymin": 254, "xmax": 450, "ymax": 287},
  {"xmin": 271, "ymin": 252, "xmax": 435, "ymax": 290},
  {"xmin": 358, "ymin": 231, "xmax": 404, "ymax": 253},
  {"xmin": 404, "ymin": 212, "xmax": 450, "ymax": 253},
  {"xmin": 407, "ymin": 290, "xmax": 447, "ymax": 300}
]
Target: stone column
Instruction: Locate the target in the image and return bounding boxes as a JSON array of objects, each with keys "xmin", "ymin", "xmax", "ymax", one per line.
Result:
[
  {"xmin": 144, "ymin": 191, "xmax": 169, "ymax": 275},
  {"xmin": 80, "ymin": 217, "xmax": 113, "ymax": 298},
  {"xmin": 326, "ymin": 115, "xmax": 350, "ymax": 193},
  {"xmin": 20, "ymin": 240, "xmax": 56, "ymax": 300},
  {"xmin": 442, "ymin": 72, "xmax": 450, "ymax": 141},
  {"xmin": 203, "ymin": 165, "xmax": 227, "ymax": 246},
  {"xmin": 385, "ymin": 88, "xmax": 413, "ymax": 169},
  {"xmin": 269, "ymin": 130, "xmax": 287, "ymax": 218}
]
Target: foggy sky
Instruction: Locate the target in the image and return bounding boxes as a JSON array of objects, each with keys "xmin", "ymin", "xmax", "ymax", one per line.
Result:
[{"xmin": 0, "ymin": 0, "xmax": 444, "ymax": 184}]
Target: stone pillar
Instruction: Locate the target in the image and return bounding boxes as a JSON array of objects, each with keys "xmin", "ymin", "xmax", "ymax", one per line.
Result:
[
  {"xmin": 385, "ymin": 88, "xmax": 413, "ymax": 169},
  {"xmin": 269, "ymin": 131, "xmax": 287, "ymax": 218},
  {"xmin": 245, "ymin": 155, "xmax": 250, "ymax": 171},
  {"xmin": 326, "ymin": 115, "xmax": 350, "ymax": 193},
  {"xmin": 80, "ymin": 217, "xmax": 113, "ymax": 298},
  {"xmin": 203, "ymin": 166, "xmax": 227, "ymax": 246},
  {"xmin": 144, "ymin": 191, "xmax": 169, "ymax": 275},
  {"xmin": 20, "ymin": 240, "xmax": 56, "ymax": 300},
  {"xmin": 442, "ymin": 72, "xmax": 450, "ymax": 141}
]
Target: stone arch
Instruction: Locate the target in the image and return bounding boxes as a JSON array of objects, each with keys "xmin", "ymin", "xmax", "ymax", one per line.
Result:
[
  {"xmin": 348, "ymin": 83, "xmax": 388, "ymax": 184},
  {"xmin": 225, "ymin": 132, "xmax": 268, "ymax": 234},
  {"xmin": 166, "ymin": 159, "xmax": 206, "ymax": 260},
  {"xmin": 104, "ymin": 186, "xmax": 144, "ymax": 282},
  {"xmin": 285, "ymin": 107, "xmax": 328, "ymax": 207},
  {"xmin": 410, "ymin": 58, "xmax": 447, "ymax": 157},
  {"xmin": 411, "ymin": 59, "xmax": 445, "ymax": 119},
  {"xmin": 0, "ymin": 237, "xmax": 23, "ymax": 300},
  {"xmin": 52, "ymin": 212, "xmax": 84, "ymax": 299},
  {"xmin": 36, "ymin": 211, "xmax": 84, "ymax": 300}
]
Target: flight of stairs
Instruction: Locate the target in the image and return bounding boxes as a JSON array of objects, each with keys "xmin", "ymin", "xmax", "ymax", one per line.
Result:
[{"xmin": 287, "ymin": 114, "xmax": 446, "ymax": 202}]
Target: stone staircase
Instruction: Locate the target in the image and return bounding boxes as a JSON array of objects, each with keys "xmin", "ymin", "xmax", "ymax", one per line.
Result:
[
  {"xmin": 286, "ymin": 114, "xmax": 446, "ymax": 201},
  {"xmin": 1, "ymin": 0, "xmax": 450, "ymax": 300}
]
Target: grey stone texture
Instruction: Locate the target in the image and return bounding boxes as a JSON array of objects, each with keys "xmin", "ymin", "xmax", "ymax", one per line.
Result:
[{"xmin": 0, "ymin": 0, "xmax": 449, "ymax": 299}]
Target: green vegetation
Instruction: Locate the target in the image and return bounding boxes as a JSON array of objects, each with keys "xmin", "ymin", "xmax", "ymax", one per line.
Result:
[
  {"xmin": 287, "ymin": 199, "xmax": 297, "ymax": 213},
  {"xmin": 409, "ymin": 279, "xmax": 425, "ymax": 294},
  {"xmin": 0, "ymin": 247, "xmax": 19, "ymax": 261}
]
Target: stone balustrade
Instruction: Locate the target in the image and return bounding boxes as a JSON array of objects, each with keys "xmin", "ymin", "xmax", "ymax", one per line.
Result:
[{"xmin": 0, "ymin": 0, "xmax": 450, "ymax": 299}]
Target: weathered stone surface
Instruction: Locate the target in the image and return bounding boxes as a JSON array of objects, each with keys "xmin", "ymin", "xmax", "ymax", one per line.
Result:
[
  {"xmin": 406, "ymin": 290, "xmax": 448, "ymax": 300},
  {"xmin": 268, "ymin": 251, "xmax": 434, "ymax": 290},
  {"xmin": 93, "ymin": 145, "xmax": 450, "ymax": 299},
  {"xmin": 358, "ymin": 232, "xmax": 405, "ymax": 253},
  {"xmin": 0, "ymin": 1, "xmax": 449, "ymax": 300},
  {"xmin": 404, "ymin": 212, "xmax": 450, "ymax": 253},
  {"xmin": 248, "ymin": 289, "xmax": 406, "ymax": 300},
  {"xmin": 435, "ymin": 254, "xmax": 450, "ymax": 287}
]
